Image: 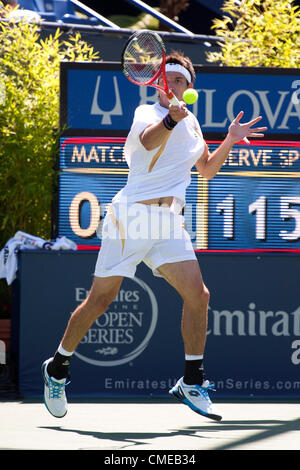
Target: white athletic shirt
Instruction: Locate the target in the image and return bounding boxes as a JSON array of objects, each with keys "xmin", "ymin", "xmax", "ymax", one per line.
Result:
[{"xmin": 112, "ymin": 102, "xmax": 205, "ymax": 212}]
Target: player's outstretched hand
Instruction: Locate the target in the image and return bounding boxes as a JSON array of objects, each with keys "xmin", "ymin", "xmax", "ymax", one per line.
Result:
[{"xmin": 228, "ymin": 111, "xmax": 267, "ymax": 144}]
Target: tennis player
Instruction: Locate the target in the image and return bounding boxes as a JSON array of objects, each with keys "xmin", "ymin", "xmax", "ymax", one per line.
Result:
[{"xmin": 42, "ymin": 51, "xmax": 266, "ymax": 420}]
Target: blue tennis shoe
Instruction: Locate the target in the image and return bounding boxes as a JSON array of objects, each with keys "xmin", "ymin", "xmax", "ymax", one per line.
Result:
[
  {"xmin": 169, "ymin": 377, "xmax": 222, "ymax": 422},
  {"xmin": 42, "ymin": 358, "xmax": 69, "ymax": 418}
]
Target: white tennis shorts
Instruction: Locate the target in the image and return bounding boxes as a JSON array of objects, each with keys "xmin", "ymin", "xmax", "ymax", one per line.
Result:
[{"xmin": 94, "ymin": 202, "xmax": 196, "ymax": 279}]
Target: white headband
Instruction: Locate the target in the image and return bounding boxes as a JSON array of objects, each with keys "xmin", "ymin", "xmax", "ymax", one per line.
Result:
[{"xmin": 165, "ymin": 63, "xmax": 192, "ymax": 84}]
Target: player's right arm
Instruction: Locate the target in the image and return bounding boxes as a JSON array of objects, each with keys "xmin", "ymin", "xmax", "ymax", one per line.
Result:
[{"xmin": 140, "ymin": 103, "xmax": 188, "ymax": 151}]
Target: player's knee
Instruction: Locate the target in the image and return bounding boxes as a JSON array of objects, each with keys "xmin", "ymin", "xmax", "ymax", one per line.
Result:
[
  {"xmin": 183, "ymin": 283, "xmax": 210, "ymax": 310},
  {"xmin": 203, "ymin": 285, "xmax": 210, "ymax": 303},
  {"xmin": 198, "ymin": 284, "xmax": 210, "ymax": 307}
]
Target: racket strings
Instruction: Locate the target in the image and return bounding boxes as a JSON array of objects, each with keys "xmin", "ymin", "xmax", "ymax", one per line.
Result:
[{"xmin": 123, "ymin": 33, "xmax": 163, "ymax": 85}]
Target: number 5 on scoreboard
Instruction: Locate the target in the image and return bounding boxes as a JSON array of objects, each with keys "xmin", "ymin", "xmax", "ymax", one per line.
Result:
[{"xmin": 279, "ymin": 196, "xmax": 300, "ymax": 241}]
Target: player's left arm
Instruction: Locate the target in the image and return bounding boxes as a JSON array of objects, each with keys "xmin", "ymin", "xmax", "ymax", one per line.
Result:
[{"xmin": 195, "ymin": 111, "xmax": 267, "ymax": 180}]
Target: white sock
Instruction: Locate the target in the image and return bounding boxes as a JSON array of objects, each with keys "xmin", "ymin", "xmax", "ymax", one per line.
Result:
[
  {"xmin": 58, "ymin": 343, "xmax": 74, "ymax": 357},
  {"xmin": 185, "ymin": 354, "xmax": 203, "ymax": 361}
]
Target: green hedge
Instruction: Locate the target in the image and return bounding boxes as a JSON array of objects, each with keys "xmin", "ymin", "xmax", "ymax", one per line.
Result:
[{"xmin": 0, "ymin": 14, "xmax": 100, "ymax": 315}]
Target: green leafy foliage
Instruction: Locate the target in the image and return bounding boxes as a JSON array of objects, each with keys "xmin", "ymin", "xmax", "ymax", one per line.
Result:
[
  {"xmin": 0, "ymin": 15, "xmax": 100, "ymax": 249},
  {"xmin": 206, "ymin": 0, "xmax": 300, "ymax": 67}
]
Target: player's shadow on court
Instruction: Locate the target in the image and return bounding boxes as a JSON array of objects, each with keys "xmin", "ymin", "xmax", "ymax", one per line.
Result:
[
  {"xmin": 39, "ymin": 425, "xmax": 202, "ymax": 449},
  {"xmin": 39, "ymin": 417, "xmax": 300, "ymax": 449},
  {"xmin": 185, "ymin": 417, "xmax": 300, "ymax": 450}
]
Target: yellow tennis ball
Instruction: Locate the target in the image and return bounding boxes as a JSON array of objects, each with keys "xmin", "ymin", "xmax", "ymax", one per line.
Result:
[{"xmin": 183, "ymin": 89, "xmax": 198, "ymax": 105}]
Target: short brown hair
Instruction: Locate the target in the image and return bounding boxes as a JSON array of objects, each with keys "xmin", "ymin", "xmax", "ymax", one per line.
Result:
[{"xmin": 165, "ymin": 51, "xmax": 196, "ymax": 84}]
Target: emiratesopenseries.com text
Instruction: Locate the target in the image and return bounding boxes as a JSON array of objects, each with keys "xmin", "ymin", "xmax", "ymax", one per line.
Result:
[{"xmin": 103, "ymin": 377, "xmax": 300, "ymax": 394}]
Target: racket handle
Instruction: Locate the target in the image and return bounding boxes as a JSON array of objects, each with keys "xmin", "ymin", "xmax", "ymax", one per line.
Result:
[{"xmin": 168, "ymin": 91, "xmax": 181, "ymax": 106}]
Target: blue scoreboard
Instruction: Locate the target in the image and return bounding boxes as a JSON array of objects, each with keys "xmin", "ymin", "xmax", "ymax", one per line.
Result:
[{"xmin": 56, "ymin": 63, "xmax": 300, "ymax": 251}]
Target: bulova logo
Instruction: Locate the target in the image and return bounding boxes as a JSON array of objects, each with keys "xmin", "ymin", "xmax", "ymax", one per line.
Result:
[
  {"xmin": 74, "ymin": 277, "xmax": 158, "ymax": 366},
  {"xmin": 89, "ymin": 74, "xmax": 157, "ymax": 126},
  {"xmin": 89, "ymin": 74, "xmax": 300, "ymax": 131},
  {"xmin": 194, "ymin": 86, "xmax": 300, "ymax": 130},
  {"xmin": 90, "ymin": 75, "xmax": 123, "ymax": 125}
]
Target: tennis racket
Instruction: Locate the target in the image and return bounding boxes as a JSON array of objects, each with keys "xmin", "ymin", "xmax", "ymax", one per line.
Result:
[{"xmin": 121, "ymin": 30, "xmax": 181, "ymax": 106}]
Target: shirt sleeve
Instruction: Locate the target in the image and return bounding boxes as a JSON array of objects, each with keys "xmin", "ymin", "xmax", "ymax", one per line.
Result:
[
  {"xmin": 129, "ymin": 104, "xmax": 161, "ymax": 138},
  {"xmin": 124, "ymin": 104, "xmax": 162, "ymax": 158}
]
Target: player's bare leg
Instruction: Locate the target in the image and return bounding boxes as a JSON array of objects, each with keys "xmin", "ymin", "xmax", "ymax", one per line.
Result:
[
  {"xmin": 158, "ymin": 259, "xmax": 222, "ymax": 421},
  {"xmin": 157, "ymin": 260, "xmax": 208, "ymax": 356},
  {"xmin": 42, "ymin": 275, "xmax": 123, "ymax": 418},
  {"xmin": 60, "ymin": 275, "xmax": 124, "ymax": 353}
]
